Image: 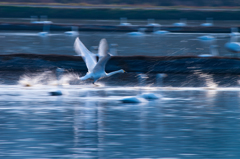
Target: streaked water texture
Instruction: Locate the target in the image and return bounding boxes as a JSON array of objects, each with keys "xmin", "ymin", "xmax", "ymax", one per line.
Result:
[
  {"xmin": 0, "ymin": 85, "xmax": 240, "ymax": 158},
  {"xmin": 0, "ymin": 31, "xmax": 234, "ymax": 57}
]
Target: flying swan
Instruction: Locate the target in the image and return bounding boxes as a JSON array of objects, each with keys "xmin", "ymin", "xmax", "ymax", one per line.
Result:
[{"xmin": 74, "ymin": 37, "xmax": 125, "ymax": 84}]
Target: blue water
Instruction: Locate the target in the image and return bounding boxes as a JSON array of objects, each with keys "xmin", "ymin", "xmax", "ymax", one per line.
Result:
[
  {"xmin": 0, "ymin": 30, "xmax": 240, "ymax": 158},
  {"xmin": 0, "ymin": 31, "xmax": 234, "ymax": 57},
  {"xmin": 0, "ymin": 85, "xmax": 240, "ymax": 158}
]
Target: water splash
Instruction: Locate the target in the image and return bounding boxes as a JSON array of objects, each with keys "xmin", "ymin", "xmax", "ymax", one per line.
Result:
[
  {"xmin": 19, "ymin": 71, "xmax": 79, "ymax": 87},
  {"xmin": 48, "ymin": 73, "xmax": 79, "ymax": 86},
  {"xmin": 19, "ymin": 71, "xmax": 52, "ymax": 87},
  {"xmin": 194, "ymin": 71, "xmax": 218, "ymax": 89}
]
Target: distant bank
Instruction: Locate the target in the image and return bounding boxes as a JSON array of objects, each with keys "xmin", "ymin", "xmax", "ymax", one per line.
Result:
[{"xmin": 0, "ymin": 5, "xmax": 240, "ymax": 20}]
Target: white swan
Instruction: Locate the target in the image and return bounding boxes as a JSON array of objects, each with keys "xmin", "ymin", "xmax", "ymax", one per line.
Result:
[
  {"xmin": 119, "ymin": 17, "xmax": 132, "ymax": 26},
  {"xmin": 139, "ymin": 93, "xmax": 160, "ymax": 99},
  {"xmin": 38, "ymin": 24, "xmax": 50, "ymax": 37},
  {"xmin": 198, "ymin": 45, "xmax": 219, "ymax": 57},
  {"xmin": 49, "ymin": 68, "xmax": 64, "ymax": 96},
  {"xmin": 120, "ymin": 73, "xmax": 164, "ymax": 103},
  {"xmin": 74, "ymin": 37, "xmax": 125, "ymax": 84},
  {"xmin": 225, "ymin": 36, "xmax": 240, "ymax": 53},
  {"xmin": 65, "ymin": 26, "xmax": 79, "ymax": 36},
  {"xmin": 198, "ymin": 35, "xmax": 215, "ymax": 42},
  {"xmin": 153, "ymin": 26, "xmax": 169, "ymax": 35},
  {"xmin": 120, "ymin": 96, "xmax": 147, "ymax": 103},
  {"xmin": 200, "ymin": 18, "xmax": 213, "ymax": 27},
  {"xmin": 146, "ymin": 19, "xmax": 161, "ymax": 27},
  {"xmin": 127, "ymin": 28, "xmax": 146, "ymax": 37},
  {"xmin": 230, "ymin": 27, "xmax": 240, "ymax": 37},
  {"xmin": 173, "ymin": 19, "xmax": 187, "ymax": 27}
]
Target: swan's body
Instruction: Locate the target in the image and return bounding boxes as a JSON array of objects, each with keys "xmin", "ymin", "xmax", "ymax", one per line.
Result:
[
  {"xmin": 200, "ymin": 23, "xmax": 213, "ymax": 27},
  {"xmin": 119, "ymin": 18, "xmax": 132, "ymax": 26},
  {"xmin": 65, "ymin": 26, "xmax": 79, "ymax": 36},
  {"xmin": 225, "ymin": 42, "xmax": 240, "ymax": 53},
  {"xmin": 128, "ymin": 32, "xmax": 144, "ymax": 36},
  {"xmin": 139, "ymin": 93, "xmax": 160, "ymax": 99},
  {"xmin": 38, "ymin": 32, "xmax": 48, "ymax": 37},
  {"xmin": 201, "ymin": 18, "xmax": 213, "ymax": 27},
  {"xmin": 229, "ymin": 28, "xmax": 240, "ymax": 37},
  {"xmin": 152, "ymin": 25, "xmax": 169, "ymax": 35},
  {"xmin": 120, "ymin": 22, "xmax": 132, "ymax": 26},
  {"xmin": 65, "ymin": 31, "xmax": 79, "ymax": 36},
  {"xmin": 38, "ymin": 25, "xmax": 50, "ymax": 37},
  {"xmin": 49, "ymin": 90, "xmax": 62, "ymax": 96},
  {"xmin": 173, "ymin": 22, "xmax": 186, "ymax": 27},
  {"xmin": 198, "ymin": 35, "xmax": 215, "ymax": 41},
  {"xmin": 198, "ymin": 45, "xmax": 219, "ymax": 57},
  {"xmin": 147, "ymin": 23, "xmax": 161, "ymax": 27},
  {"xmin": 120, "ymin": 96, "xmax": 147, "ymax": 103},
  {"xmin": 225, "ymin": 35, "xmax": 240, "ymax": 53},
  {"xmin": 74, "ymin": 38, "xmax": 125, "ymax": 84},
  {"xmin": 128, "ymin": 28, "xmax": 146, "ymax": 37},
  {"xmin": 153, "ymin": 30, "xmax": 169, "ymax": 34},
  {"xmin": 32, "ymin": 21, "xmax": 52, "ymax": 24}
]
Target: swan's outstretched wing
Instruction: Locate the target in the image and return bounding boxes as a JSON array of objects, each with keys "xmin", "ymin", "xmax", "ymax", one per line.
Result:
[
  {"xmin": 98, "ymin": 38, "xmax": 108, "ymax": 60},
  {"xmin": 92, "ymin": 53, "xmax": 111, "ymax": 74},
  {"xmin": 74, "ymin": 37, "xmax": 97, "ymax": 72}
]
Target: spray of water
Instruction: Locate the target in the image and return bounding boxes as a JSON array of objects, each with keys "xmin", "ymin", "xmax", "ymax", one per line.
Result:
[
  {"xmin": 48, "ymin": 73, "xmax": 79, "ymax": 86},
  {"xmin": 19, "ymin": 71, "xmax": 79, "ymax": 87},
  {"xmin": 194, "ymin": 71, "xmax": 218, "ymax": 89}
]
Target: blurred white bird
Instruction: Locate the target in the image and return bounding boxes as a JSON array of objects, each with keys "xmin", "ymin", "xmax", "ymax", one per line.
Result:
[
  {"xmin": 225, "ymin": 35, "xmax": 240, "ymax": 53},
  {"xmin": 127, "ymin": 28, "xmax": 146, "ymax": 37},
  {"xmin": 74, "ymin": 38, "xmax": 125, "ymax": 84}
]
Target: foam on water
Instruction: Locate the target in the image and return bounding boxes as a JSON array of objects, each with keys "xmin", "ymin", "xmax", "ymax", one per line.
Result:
[
  {"xmin": 19, "ymin": 71, "xmax": 79, "ymax": 87},
  {"xmin": 194, "ymin": 71, "xmax": 218, "ymax": 89}
]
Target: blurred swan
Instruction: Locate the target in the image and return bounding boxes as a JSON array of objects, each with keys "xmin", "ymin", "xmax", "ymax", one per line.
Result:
[
  {"xmin": 198, "ymin": 45, "xmax": 219, "ymax": 57},
  {"xmin": 74, "ymin": 38, "xmax": 125, "ymax": 84},
  {"xmin": 200, "ymin": 18, "xmax": 213, "ymax": 27},
  {"xmin": 31, "ymin": 15, "xmax": 52, "ymax": 24},
  {"xmin": 173, "ymin": 19, "xmax": 187, "ymax": 27},
  {"xmin": 153, "ymin": 26, "xmax": 169, "ymax": 35},
  {"xmin": 146, "ymin": 19, "xmax": 161, "ymax": 27},
  {"xmin": 120, "ymin": 74, "xmax": 165, "ymax": 103},
  {"xmin": 49, "ymin": 68, "xmax": 64, "ymax": 96},
  {"xmin": 127, "ymin": 28, "xmax": 146, "ymax": 37},
  {"xmin": 120, "ymin": 96, "xmax": 147, "ymax": 103},
  {"xmin": 119, "ymin": 17, "xmax": 132, "ymax": 26},
  {"xmin": 138, "ymin": 74, "xmax": 164, "ymax": 100},
  {"xmin": 230, "ymin": 27, "xmax": 240, "ymax": 37},
  {"xmin": 198, "ymin": 35, "xmax": 215, "ymax": 42},
  {"xmin": 225, "ymin": 35, "xmax": 240, "ymax": 53},
  {"xmin": 139, "ymin": 93, "xmax": 160, "ymax": 99},
  {"xmin": 38, "ymin": 24, "xmax": 50, "ymax": 37},
  {"xmin": 65, "ymin": 26, "xmax": 79, "ymax": 36}
]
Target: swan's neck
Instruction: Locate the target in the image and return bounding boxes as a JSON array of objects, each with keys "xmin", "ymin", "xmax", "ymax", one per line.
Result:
[{"xmin": 106, "ymin": 69, "xmax": 124, "ymax": 77}]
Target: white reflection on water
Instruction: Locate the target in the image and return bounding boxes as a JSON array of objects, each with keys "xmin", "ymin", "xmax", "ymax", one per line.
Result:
[{"xmin": 0, "ymin": 85, "xmax": 240, "ymax": 158}]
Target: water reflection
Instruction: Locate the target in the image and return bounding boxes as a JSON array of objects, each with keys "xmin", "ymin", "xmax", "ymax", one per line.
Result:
[{"xmin": 0, "ymin": 86, "xmax": 240, "ymax": 158}]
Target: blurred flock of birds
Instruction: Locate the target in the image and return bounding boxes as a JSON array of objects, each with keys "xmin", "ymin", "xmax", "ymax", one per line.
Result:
[{"xmin": 32, "ymin": 16, "xmax": 240, "ymax": 56}]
